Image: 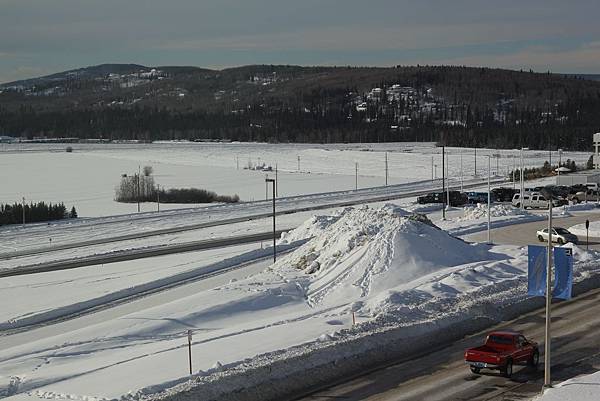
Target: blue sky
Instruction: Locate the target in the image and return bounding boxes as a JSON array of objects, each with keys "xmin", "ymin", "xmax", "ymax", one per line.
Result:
[{"xmin": 1, "ymin": 0, "xmax": 599, "ymax": 83}]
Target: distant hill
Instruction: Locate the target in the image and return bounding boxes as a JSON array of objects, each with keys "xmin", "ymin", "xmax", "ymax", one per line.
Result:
[{"xmin": 1, "ymin": 63, "xmax": 600, "ymax": 150}]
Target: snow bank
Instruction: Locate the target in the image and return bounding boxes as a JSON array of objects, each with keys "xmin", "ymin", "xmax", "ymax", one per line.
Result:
[
  {"xmin": 534, "ymin": 370, "xmax": 600, "ymax": 401},
  {"xmin": 0, "ymin": 241, "xmax": 306, "ymax": 331},
  {"xmin": 458, "ymin": 203, "xmax": 530, "ymax": 221},
  {"xmin": 569, "ymin": 219, "xmax": 600, "ymax": 237}
]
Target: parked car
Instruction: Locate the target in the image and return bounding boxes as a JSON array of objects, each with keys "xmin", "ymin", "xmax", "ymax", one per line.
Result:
[
  {"xmin": 569, "ymin": 189, "xmax": 600, "ymax": 204},
  {"xmin": 464, "ymin": 331, "xmax": 539, "ymax": 377},
  {"xmin": 491, "ymin": 187, "xmax": 518, "ymax": 202},
  {"xmin": 511, "ymin": 192, "xmax": 561, "ymax": 209},
  {"xmin": 467, "ymin": 191, "xmax": 489, "ymax": 204},
  {"xmin": 417, "ymin": 191, "xmax": 468, "ymax": 207},
  {"xmin": 536, "ymin": 227, "xmax": 579, "ymax": 244}
]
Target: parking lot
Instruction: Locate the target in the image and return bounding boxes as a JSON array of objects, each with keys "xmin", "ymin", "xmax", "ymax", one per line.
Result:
[{"xmin": 466, "ymin": 213, "xmax": 600, "ymax": 250}]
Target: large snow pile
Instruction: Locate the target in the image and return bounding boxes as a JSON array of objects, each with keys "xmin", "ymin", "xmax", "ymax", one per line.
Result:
[
  {"xmin": 458, "ymin": 204, "xmax": 530, "ymax": 221},
  {"xmin": 274, "ymin": 205, "xmax": 490, "ymax": 309},
  {"xmin": 534, "ymin": 370, "xmax": 600, "ymax": 401}
]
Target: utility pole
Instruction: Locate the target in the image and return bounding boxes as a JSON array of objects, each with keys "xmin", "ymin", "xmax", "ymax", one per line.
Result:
[
  {"xmin": 22, "ymin": 197, "xmax": 26, "ymax": 227},
  {"xmin": 385, "ymin": 152, "xmax": 388, "ymax": 186},
  {"xmin": 137, "ymin": 165, "xmax": 141, "ymax": 213},
  {"xmin": 297, "ymin": 155, "xmax": 300, "ymax": 172},
  {"xmin": 157, "ymin": 185, "xmax": 160, "ymax": 212},
  {"xmin": 355, "ymin": 162, "xmax": 358, "ymax": 190},
  {"xmin": 460, "ymin": 149, "xmax": 463, "ymax": 192},
  {"xmin": 487, "ymin": 155, "xmax": 491, "ymax": 244},
  {"xmin": 265, "ymin": 178, "xmax": 276, "ymax": 263},
  {"xmin": 265, "ymin": 174, "xmax": 269, "ymax": 200},
  {"xmin": 474, "ymin": 147, "xmax": 477, "ymax": 177},
  {"xmin": 275, "ymin": 164, "xmax": 278, "ymax": 197},
  {"xmin": 442, "ymin": 146, "xmax": 446, "ymax": 220},
  {"xmin": 542, "ymin": 188, "xmax": 554, "ymax": 388}
]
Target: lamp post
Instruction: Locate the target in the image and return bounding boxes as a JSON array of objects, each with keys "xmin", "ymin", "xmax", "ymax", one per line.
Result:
[
  {"xmin": 442, "ymin": 146, "xmax": 446, "ymax": 220},
  {"xmin": 265, "ymin": 178, "xmax": 276, "ymax": 263},
  {"xmin": 540, "ymin": 187, "xmax": 554, "ymax": 388},
  {"xmin": 557, "ymin": 149, "xmax": 563, "ymax": 178},
  {"xmin": 487, "ymin": 155, "xmax": 491, "ymax": 244},
  {"xmin": 520, "ymin": 148, "xmax": 529, "ymax": 210}
]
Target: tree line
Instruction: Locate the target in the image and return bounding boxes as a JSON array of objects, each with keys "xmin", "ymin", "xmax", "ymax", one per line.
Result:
[{"xmin": 0, "ymin": 201, "xmax": 77, "ymax": 226}]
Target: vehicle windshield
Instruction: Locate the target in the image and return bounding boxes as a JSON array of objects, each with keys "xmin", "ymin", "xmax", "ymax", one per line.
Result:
[
  {"xmin": 555, "ymin": 228, "xmax": 570, "ymax": 234},
  {"xmin": 488, "ymin": 335, "xmax": 513, "ymax": 344}
]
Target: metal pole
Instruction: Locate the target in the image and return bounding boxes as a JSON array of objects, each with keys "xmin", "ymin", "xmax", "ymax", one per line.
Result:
[
  {"xmin": 474, "ymin": 147, "xmax": 477, "ymax": 177},
  {"xmin": 442, "ymin": 146, "xmax": 446, "ymax": 220},
  {"xmin": 460, "ymin": 149, "xmax": 463, "ymax": 192},
  {"xmin": 385, "ymin": 152, "xmax": 388, "ymax": 186},
  {"xmin": 487, "ymin": 155, "xmax": 491, "ymax": 244},
  {"xmin": 355, "ymin": 162, "xmax": 358, "ymax": 190},
  {"xmin": 297, "ymin": 155, "xmax": 300, "ymax": 172},
  {"xmin": 137, "ymin": 166, "xmax": 141, "ymax": 213},
  {"xmin": 544, "ymin": 197, "xmax": 553, "ymax": 388},
  {"xmin": 275, "ymin": 164, "xmax": 278, "ymax": 197},
  {"xmin": 558, "ymin": 149, "xmax": 562, "ymax": 178},
  {"xmin": 272, "ymin": 181, "xmax": 276, "ymax": 263},
  {"xmin": 187, "ymin": 330, "xmax": 193, "ymax": 375},
  {"xmin": 446, "ymin": 153, "xmax": 450, "ymax": 209},
  {"xmin": 157, "ymin": 185, "xmax": 160, "ymax": 212},
  {"xmin": 22, "ymin": 197, "xmax": 25, "ymax": 226},
  {"xmin": 520, "ymin": 148, "xmax": 524, "ymax": 210}
]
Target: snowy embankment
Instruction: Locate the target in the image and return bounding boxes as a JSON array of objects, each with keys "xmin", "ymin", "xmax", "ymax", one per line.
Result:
[
  {"xmin": 0, "ymin": 241, "xmax": 306, "ymax": 331},
  {"xmin": 3, "ymin": 204, "xmax": 600, "ymax": 401},
  {"xmin": 145, "ymin": 206, "xmax": 600, "ymax": 401},
  {"xmin": 534, "ymin": 371, "xmax": 600, "ymax": 401}
]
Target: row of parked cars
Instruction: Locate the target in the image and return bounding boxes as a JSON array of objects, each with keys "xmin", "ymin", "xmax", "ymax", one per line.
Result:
[{"xmin": 417, "ymin": 184, "xmax": 600, "ymax": 209}]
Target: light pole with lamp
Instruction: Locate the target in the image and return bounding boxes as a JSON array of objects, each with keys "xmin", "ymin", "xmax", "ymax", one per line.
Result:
[
  {"xmin": 557, "ymin": 149, "xmax": 563, "ymax": 178},
  {"xmin": 265, "ymin": 178, "xmax": 276, "ymax": 263},
  {"xmin": 487, "ymin": 155, "xmax": 491, "ymax": 244},
  {"xmin": 540, "ymin": 187, "xmax": 555, "ymax": 388}
]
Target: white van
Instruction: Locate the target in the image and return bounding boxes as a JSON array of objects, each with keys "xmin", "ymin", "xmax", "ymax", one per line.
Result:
[{"xmin": 512, "ymin": 192, "xmax": 560, "ymax": 209}]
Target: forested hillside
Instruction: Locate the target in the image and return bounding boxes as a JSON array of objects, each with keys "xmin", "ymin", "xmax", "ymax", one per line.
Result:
[{"xmin": 1, "ymin": 64, "xmax": 599, "ymax": 150}]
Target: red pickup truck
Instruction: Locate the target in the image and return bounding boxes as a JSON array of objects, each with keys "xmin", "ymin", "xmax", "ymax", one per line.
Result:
[{"xmin": 464, "ymin": 331, "xmax": 539, "ymax": 377}]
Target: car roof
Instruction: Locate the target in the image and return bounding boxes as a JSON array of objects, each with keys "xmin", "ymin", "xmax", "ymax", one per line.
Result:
[{"xmin": 488, "ymin": 330, "xmax": 520, "ymax": 337}]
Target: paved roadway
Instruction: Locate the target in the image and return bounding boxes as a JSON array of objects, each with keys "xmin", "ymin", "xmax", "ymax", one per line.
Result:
[
  {"xmin": 0, "ymin": 228, "xmax": 294, "ymax": 277},
  {"xmin": 296, "ymin": 287, "xmax": 600, "ymax": 401},
  {"xmin": 467, "ymin": 213, "xmax": 600, "ymax": 251}
]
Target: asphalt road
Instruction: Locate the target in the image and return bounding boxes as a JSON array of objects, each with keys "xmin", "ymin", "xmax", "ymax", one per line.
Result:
[
  {"xmin": 467, "ymin": 213, "xmax": 600, "ymax": 250},
  {"xmin": 0, "ymin": 229, "xmax": 294, "ymax": 277},
  {"xmin": 297, "ymin": 287, "xmax": 600, "ymax": 401}
]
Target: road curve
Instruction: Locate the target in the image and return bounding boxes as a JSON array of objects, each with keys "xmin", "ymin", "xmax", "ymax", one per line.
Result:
[
  {"xmin": 467, "ymin": 213, "xmax": 600, "ymax": 250},
  {"xmin": 295, "ymin": 287, "xmax": 600, "ymax": 401}
]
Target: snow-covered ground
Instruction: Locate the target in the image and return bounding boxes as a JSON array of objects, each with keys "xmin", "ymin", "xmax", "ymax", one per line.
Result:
[
  {"xmin": 570, "ymin": 218, "xmax": 600, "ymax": 237},
  {"xmin": 2, "ymin": 203, "xmax": 600, "ymax": 401},
  {"xmin": 535, "ymin": 371, "xmax": 600, "ymax": 401},
  {"xmin": 0, "ymin": 142, "xmax": 589, "ymax": 216}
]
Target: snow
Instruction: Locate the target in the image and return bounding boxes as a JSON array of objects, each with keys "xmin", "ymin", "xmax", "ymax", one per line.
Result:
[
  {"xmin": 0, "ymin": 142, "xmax": 590, "ymax": 217},
  {"xmin": 3, "ymin": 204, "xmax": 600, "ymax": 401},
  {"xmin": 569, "ymin": 218, "xmax": 600, "ymax": 237},
  {"xmin": 534, "ymin": 370, "xmax": 600, "ymax": 401}
]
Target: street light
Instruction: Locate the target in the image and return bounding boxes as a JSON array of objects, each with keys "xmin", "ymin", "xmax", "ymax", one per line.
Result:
[
  {"xmin": 265, "ymin": 178, "xmax": 276, "ymax": 263},
  {"xmin": 557, "ymin": 148, "xmax": 563, "ymax": 179},
  {"xmin": 520, "ymin": 148, "xmax": 529, "ymax": 210},
  {"xmin": 540, "ymin": 187, "xmax": 555, "ymax": 388},
  {"xmin": 487, "ymin": 155, "xmax": 491, "ymax": 244}
]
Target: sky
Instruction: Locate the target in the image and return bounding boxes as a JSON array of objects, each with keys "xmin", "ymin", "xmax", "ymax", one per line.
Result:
[{"xmin": 1, "ymin": 0, "xmax": 600, "ymax": 83}]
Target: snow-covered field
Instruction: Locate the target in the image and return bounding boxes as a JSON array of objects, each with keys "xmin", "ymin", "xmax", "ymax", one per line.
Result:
[
  {"xmin": 0, "ymin": 142, "xmax": 590, "ymax": 216},
  {"xmin": 2, "ymin": 202, "xmax": 600, "ymax": 401}
]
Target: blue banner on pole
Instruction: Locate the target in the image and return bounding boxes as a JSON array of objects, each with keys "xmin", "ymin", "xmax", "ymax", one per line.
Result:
[
  {"xmin": 528, "ymin": 245, "xmax": 547, "ymax": 297},
  {"xmin": 553, "ymin": 247, "xmax": 573, "ymax": 300}
]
